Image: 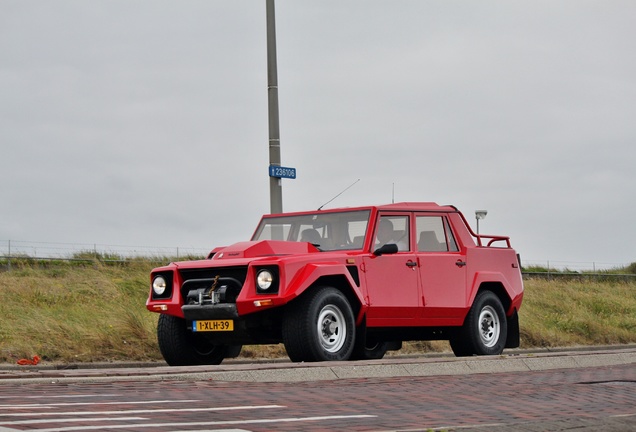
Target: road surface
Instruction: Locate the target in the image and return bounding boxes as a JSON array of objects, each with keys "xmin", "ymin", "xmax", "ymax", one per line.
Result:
[{"xmin": 0, "ymin": 346, "xmax": 634, "ymax": 431}]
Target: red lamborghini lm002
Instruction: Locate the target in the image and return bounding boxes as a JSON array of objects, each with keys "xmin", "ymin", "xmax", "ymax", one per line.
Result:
[{"xmin": 147, "ymin": 202, "xmax": 524, "ymax": 365}]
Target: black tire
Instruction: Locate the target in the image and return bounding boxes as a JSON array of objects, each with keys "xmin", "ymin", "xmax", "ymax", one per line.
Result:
[
  {"xmin": 225, "ymin": 345, "xmax": 243, "ymax": 358},
  {"xmin": 351, "ymin": 340, "xmax": 389, "ymax": 360},
  {"xmin": 452, "ymin": 291, "xmax": 507, "ymax": 356},
  {"xmin": 282, "ymin": 286, "xmax": 356, "ymax": 362},
  {"xmin": 351, "ymin": 327, "xmax": 389, "ymax": 360},
  {"xmin": 449, "ymin": 334, "xmax": 473, "ymax": 357},
  {"xmin": 157, "ymin": 314, "xmax": 240, "ymax": 366}
]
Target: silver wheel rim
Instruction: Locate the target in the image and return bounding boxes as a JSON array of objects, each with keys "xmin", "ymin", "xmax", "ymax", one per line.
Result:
[
  {"xmin": 317, "ymin": 304, "xmax": 347, "ymax": 353},
  {"xmin": 479, "ymin": 305, "xmax": 500, "ymax": 348}
]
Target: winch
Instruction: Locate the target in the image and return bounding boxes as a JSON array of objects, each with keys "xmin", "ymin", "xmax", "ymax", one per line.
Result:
[{"xmin": 183, "ymin": 276, "xmax": 242, "ymax": 306}]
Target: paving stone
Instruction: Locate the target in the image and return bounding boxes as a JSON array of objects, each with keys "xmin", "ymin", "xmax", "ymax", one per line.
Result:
[
  {"xmin": 522, "ymin": 355, "xmax": 579, "ymax": 371},
  {"xmin": 249, "ymin": 366, "xmax": 338, "ymax": 382},
  {"xmin": 331, "ymin": 364, "xmax": 410, "ymax": 379}
]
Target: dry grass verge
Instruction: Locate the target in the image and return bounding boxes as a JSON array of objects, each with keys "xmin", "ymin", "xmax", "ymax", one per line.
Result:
[{"xmin": 1, "ymin": 262, "xmax": 634, "ymax": 363}]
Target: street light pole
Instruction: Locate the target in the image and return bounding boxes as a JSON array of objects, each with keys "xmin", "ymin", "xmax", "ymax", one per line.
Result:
[
  {"xmin": 266, "ymin": 0, "xmax": 283, "ymax": 214},
  {"xmin": 475, "ymin": 210, "xmax": 488, "ymax": 235}
]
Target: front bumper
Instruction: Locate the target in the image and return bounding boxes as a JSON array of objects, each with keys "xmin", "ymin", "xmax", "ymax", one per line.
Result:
[
  {"xmin": 181, "ymin": 303, "xmax": 282, "ymax": 345},
  {"xmin": 182, "ymin": 304, "xmax": 239, "ymax": 321}
]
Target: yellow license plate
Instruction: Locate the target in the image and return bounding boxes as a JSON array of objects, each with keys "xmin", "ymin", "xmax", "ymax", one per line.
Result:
[{"xmin": 192, "ymin": 320, "xmax": 234, "ymax": 332}]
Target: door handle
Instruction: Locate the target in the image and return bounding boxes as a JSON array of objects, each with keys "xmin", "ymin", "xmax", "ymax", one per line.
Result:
[
  {"xmin": 455, "ymin": 260, "xmax": 467, "ymax": 268},
  {"xmin": 406, "ymin": 261, "xmax": 418, "ymax": 268}
]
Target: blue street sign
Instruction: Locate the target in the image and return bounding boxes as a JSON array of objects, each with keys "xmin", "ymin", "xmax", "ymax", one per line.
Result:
[{"xmin": 269, "ymin": 165, "xmax": 297, "ymax": 179}]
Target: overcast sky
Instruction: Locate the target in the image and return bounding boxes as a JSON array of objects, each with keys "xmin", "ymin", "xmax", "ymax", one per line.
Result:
[{"xmin": 1, "ymin": 1, "xmax": 634, "ymax": 268}]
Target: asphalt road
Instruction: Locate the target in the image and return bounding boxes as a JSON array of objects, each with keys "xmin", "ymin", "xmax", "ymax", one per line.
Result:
[{"xmin": 0, "ymin": 345, "xmax": 634, "ymax": 431}]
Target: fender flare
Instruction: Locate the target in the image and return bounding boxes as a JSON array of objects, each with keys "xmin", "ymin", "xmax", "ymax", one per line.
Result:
[
  {"xmin": 468, "ymin": 271, "xmax": 515, "ymax": 315},
  {"xmin": 282, "ymin": 262, "xmax": 368, "ymax": 323}
]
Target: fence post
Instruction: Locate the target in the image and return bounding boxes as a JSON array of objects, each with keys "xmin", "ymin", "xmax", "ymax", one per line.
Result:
[{"xmin": 7, "ymin": 240, "xmax": 11, "ymax": 272}]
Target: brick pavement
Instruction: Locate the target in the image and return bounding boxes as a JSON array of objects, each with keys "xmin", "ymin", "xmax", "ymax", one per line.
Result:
[
  {"xmin": 0, "ymin": 363, "xmax": 634, "ymax": 431},
  {"xmin": 1, "ymin": 345, "xmax": 635, "ymax": 384}
]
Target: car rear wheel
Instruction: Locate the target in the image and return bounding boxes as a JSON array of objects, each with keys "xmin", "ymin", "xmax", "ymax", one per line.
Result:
[
  {"xmin": 157, "ymin": 314, "xmax": 241, "ymax": 366},
  {"xmin": 282, "ymin": 286, "xmax": 355, "ymax": 362},
  {"xmin": 451, "ymin": 291, "xmax": 507, "ymax": 357}
]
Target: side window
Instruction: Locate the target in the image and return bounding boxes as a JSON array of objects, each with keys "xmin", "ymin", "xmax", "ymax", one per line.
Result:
[
  {"xmin": 416, "ymin": 216, "xmax": 458, "ymax": 252},
  {"xmin": 375, "ymin": 215, "xmax": 410, "ymax": 251},
  {"xmin": 443, "ymin": 217, "xmax": 459, "ymax": 252}
]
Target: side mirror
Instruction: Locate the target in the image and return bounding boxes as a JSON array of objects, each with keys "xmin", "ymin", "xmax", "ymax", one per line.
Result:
[{"xmin": 373, "ymin": 243, "xmax": 399, "ymax": 256}]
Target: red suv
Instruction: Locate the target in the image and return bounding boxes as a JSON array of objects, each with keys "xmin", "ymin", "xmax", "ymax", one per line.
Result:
[{"xmin": 147, "ymin": 202, "xmax": 524, "ymax": 365}]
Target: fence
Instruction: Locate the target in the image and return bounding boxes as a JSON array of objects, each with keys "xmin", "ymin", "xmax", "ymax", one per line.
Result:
[
  {"xmin": 0, "ymin": 239, "xmax": 210, "ymax": 263},
  {"xmin": 1, "ymin": 239, "xmax": 633, "ymax": 279},
  {"xmin": 520, "ymin": 259, "xmax": 631, "ymax": 273}
]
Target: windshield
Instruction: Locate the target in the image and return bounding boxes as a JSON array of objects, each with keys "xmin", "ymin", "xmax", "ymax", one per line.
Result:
[{"xmin": 251, "ymin": 210, "xmax": 370, "ymax": 251}]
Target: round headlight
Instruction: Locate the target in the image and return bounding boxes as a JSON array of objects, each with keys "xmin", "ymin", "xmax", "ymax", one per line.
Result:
[
  {"xmin": 256, "ymin": 270, "xmax": 274, "ymax": 291},
  {"xmin": 152, "ymin": 276, "xmax": 167, "ymax": 296}
]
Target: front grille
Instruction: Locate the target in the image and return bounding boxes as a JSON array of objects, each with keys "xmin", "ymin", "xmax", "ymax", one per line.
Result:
[{"xmin": 179, "ymin": 266, "xmax": 248, "ymax": 304}]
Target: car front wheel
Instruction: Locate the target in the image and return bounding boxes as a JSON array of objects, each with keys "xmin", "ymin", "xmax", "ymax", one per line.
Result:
[
  {"xmin": 157, "ymin": 314, "xmax": 240, "ymax": 366},
  {"xmin": 282, "ymin": 286, "xmax": 356, "ymax": 362},
  {"xmin": 351, "ymin": 329, "xmax": 389, "ymax": 360}
]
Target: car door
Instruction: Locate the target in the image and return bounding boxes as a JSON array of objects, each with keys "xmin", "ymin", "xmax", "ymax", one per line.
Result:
[
  {"xmin": 415, "ymin": 214, "xmax": 467, "ymax": 324},
  {"xmin": 362, "ymin": 213, "xmax": 421, "ymax": 326}
]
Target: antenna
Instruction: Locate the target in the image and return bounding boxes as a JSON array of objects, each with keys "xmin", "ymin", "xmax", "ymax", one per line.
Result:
[
  {"xmin": 392, "ymin": 183, "xmax": 395, "ymax": 204},
  {"xmin": 317, "ymin": 179, "xmax": 360, "ymax": 210}
]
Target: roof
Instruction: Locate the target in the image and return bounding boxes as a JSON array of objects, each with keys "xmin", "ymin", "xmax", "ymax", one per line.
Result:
[
  {"xmin": 375, "ymin": 202, "xmax": 458, "ymax": 212},
  {"xmin": 265, "ymin": 202, "xmax": 459, "ymax": 217}
]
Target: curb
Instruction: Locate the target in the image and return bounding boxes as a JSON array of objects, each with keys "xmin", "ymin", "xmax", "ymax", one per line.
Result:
[{"xmin": 2, "ymin": 345, "xmax": 635, "ymax": 384}]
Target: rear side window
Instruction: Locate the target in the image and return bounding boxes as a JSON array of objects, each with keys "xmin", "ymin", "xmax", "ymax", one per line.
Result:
[
  {"xmin": 416, "ymin": 216, "xmax": 459, "ymax": 252},
  {"xmin": 443, "ymin": 217, "xmax": 459, "ymax": 252}
]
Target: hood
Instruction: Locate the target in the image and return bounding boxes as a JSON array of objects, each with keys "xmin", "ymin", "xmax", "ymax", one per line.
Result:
[{"xmin": 213, "ymin": 240, "xmax": 319, "ymax": 260}]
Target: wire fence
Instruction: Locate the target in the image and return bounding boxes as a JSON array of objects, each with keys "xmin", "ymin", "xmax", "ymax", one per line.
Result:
[
  {"xmin": 520, "ymin": 259, "xmax": 631, "ymax": 273},
  {"xmin": 0, "ymin": 239, "xmax": 210, "ymax": 262},
  {"xmin": 1, "ymin": 239, "xmax": 633, "ymax": 279}
]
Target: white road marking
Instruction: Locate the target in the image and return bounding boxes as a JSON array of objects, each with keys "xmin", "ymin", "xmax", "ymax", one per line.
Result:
[
  {"xmin": 0, "ymin": 417, "xmax": 146, "ymax": 426},
  {"xmin": 168, "ymin": 430, "xmax": 251, "ymax": 432},
  {"xmin": 0, "ymin": 395, "xmax": 121, "ymax": 400},
  {"xmin": 0, "ymin": 405, "xmax": 285, "ymax": 417},
  {"xmin": 0, "ymin": 399, "xmax": 199, "ymax": 409},
  {"xmin": 28, "ymin": 415, "xmax": 378, "ymax": 432}
]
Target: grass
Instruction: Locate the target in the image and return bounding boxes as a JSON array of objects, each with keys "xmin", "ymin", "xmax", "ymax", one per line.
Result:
[
  {"xmin": 519, "ymin": 277, "xmax": 636, "ymax": 347},
  {"xmin": 0, "ymin": 260, "xmax": 160, "ymax": 363},
  {"xmin": 0, "ymin": 259, "xmax": 635, "ymax": 364}
]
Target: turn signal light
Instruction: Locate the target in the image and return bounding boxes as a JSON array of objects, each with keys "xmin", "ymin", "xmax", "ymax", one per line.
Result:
[{"xmin": 254, "ymin": 299, "xmax": 274, "ymax": 307}]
